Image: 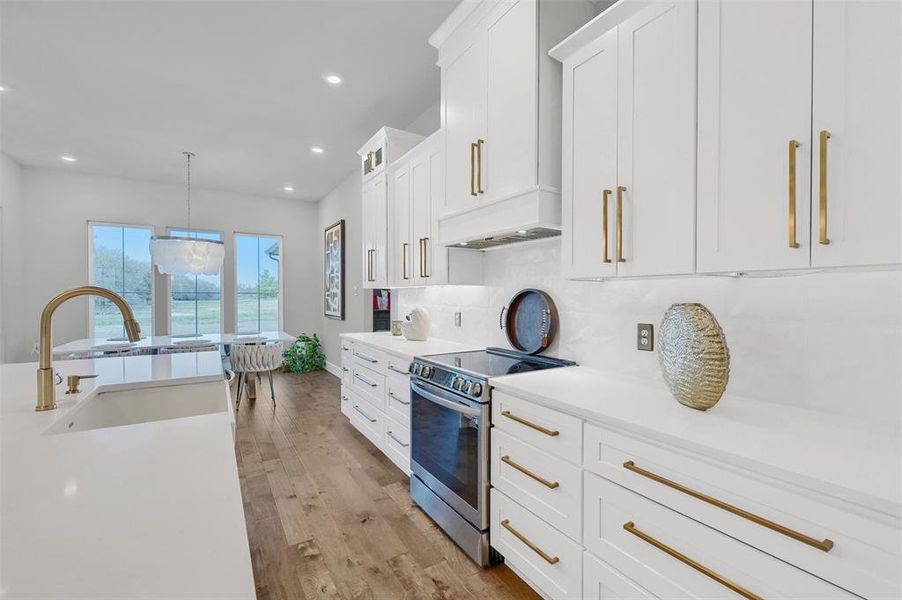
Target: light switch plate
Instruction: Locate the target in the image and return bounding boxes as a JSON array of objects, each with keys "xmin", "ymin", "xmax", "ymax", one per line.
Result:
[
  {"xmin": 454, "ymin": 312, "xmax": 462, "ymax": 327},
  {"xmin": 637, "ymin": 323, "xmax": 654, "ymax": 351}
]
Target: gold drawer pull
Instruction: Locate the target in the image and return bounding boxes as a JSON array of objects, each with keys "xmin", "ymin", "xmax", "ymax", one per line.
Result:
[
  {"xmin": 402, "ymin": 242, "xmax": 409, "ymax": 279},
  {"xmin": 602, "ymin": 189, "xmax": 612, "ymax": 264},
  {"xmin": 501, "ymin": 519, "xmax": 559, "ymax": 565},
  {"xmin": 788, "ymin": 140, "xmax": 801, "ymax": 248},
  {"xmin": 624, "ymin": 521, "xmax": 762, "ymax": 600},
  {"xmin": 501, "ymin": 410, "xmax": 559, "ymax": 437},
  {"xmin": 501, "ymin": 455, "xmax": 559, "ymax": 489},
  {"xmin": 819, "ymin": 130, "xmax": 831, "ymax": 245},
  {"xmin": 624, "ymin": 461, "xmax": 834, "ymax": 552},
  {"xmin": 616, "ymin": 185, "xmax": 627, "ymax": 262},
  {"xmin": 476, "ymin": 139, "xmax": 485, "ymax": 194},
  {"xmin": 470, "ymin": 142, "xmax": 477, "ymax": 197}
]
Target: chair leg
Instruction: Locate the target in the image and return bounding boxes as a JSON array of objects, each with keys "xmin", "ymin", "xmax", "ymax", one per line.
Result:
[
  {"xmin": 236, "ymin": 373, "xmax": 243, "ymax": 412},
  {"xmin": 268, "ymin": 370, "xmax": 276, "ymax": 408}
]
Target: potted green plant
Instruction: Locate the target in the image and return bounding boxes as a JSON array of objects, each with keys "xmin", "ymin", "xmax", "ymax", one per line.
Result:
[{"xmin": 283, "ymin": 333, "xmax": 326, "ymax": 373}]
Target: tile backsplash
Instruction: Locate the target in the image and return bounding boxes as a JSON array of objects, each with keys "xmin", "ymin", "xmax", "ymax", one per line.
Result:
[{"xmin": 398, "ymin": 240, "xmax": 901, "ymax": 423}]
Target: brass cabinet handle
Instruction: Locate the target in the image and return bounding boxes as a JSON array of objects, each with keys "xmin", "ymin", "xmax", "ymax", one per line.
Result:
[
  {"xmin": 386, "ymin": 430, "xmax": 409, "ymax": 448},
  {"xmin": 501, "ymin": 519, "xmax": 559, "ymax": 565},
  {"xmin": 501, "ymin": 455, "xmax": 559, "ymax": 489},
  {"xmin": 354, "ymin": 373, "xmax": 377, "ymax": 388},
  {"xmin": 616, "ymin": 185, "xmax": 627, "ymax": 262},
  {"xmin": 501, "ymin": 410, "xmax": 559, "ymax": 437},
  {"xmin": 389, "ymin": 391, "xmax": 410, "ymax": 405},
  {"xmin": 402, "ymin": 242, "xmax": 409, "ymax": 279},
  {"xmin": 367, "ymin": 249, "xmax": 375, "ymax": 282},
  {"xmin": 470, "ymin": 143, "xmax": 477, "ymax": 196},
  {"xmin": 819, "ymin": 130, "xmax": 831, "ymax": 245},
  {"xmin": 623, "ymin": 521, "xmax": 762, "ymax": 600},
  {"xmin": 623, "ymin": 461, "xmax": 834, "ymax": 552},
  {"xmin": 353, "ymin": 404, "xmax": 377, "ymax": 423},
  {"xmin": 476, "ymin": 139, "xmax": 485, "ymax": 194},
  {"xmin": 788, "ymin": 140, "xmax": 801, "ymax": 248},
  {"xmin": 422, "ymin": 237, "xmax": 430, "ymax": 278},
  {"xmin": 602, "ymin": 189, "xmax": 612, "ymax": 264}
]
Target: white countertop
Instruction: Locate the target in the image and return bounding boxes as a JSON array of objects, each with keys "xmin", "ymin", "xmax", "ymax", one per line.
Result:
[
  {"xmin": 341, "ymin": 331, "xmax": 482, "ymax": 359},
  {"xmin": 0, "ymin": 352, "xmax": 255, "ymax": 599},
  {"xmin": 53, "ymin": 330, "xmax": 296, "ymax": 357},
  {"xmin": 490, "ymin": 366, "xmax": 902, "ymax": 518}
]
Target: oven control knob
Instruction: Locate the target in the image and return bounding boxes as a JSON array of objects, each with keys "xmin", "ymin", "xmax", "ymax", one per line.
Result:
[
  {"xmin": 463, "ymin": 380, "xmax": 473, "ymax": 394},
  {"xmin": 412, "ymin": 364, "xmax": 422, "ymax": 376},
  {"xmin": 421, "ymin": 366, "xmax": 433, "ymax": 378},
  {"xmin": 471, "ymin": 383, "xmax": 483, "ymax": 396},
  {"xmin": 452, "ymin": 377, "xmax": 463, "ymax": 390}
]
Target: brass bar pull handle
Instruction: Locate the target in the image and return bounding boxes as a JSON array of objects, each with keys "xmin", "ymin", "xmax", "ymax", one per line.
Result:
[
  {"xmin": 616, "ymin": 185, "xmax": 627, "ymax": 262},
  {"xmin": 819, "ymin": 130, "xmax": 831, "ymax": 245},
  {"xmin": 623, "ymin": 522, "xmax": 762, "ymax": 600},
  {"xmin": 501, "ymin": 410, "xmax": 559, "ymax": 437},
  {"xmin": 422, "ymin": 237, "xmax": 430, "ymax": 278},
  {"xmin": 788, "ymin": 140, "xmax": 801, "ymax": 248},
  {"xmin": 470, "ymin": 143, "xmax": 477, "ymax": 196},
  {"xmin": 402, "ymin": 243, "xmax": 409, "ymax": 279},
  {"xmin": 501, "ymin": 519, "xmax": 559, "ymax": 565},
  {"xmin": 501, "ymin": 455, "xmax": 559, "ymax": 489},
  {"xmin": 602, "ymin": 189, "xmax": 612, "ymax": 264},
  {"xmin": 367, "ymin": 249, "xmax": 375, "ymax": 282},
  {"xmin": 623, "ymin": 461, "xmax": 834, "ymax": 552},
  {"xmin": 476, "ymin": 139, "xmax": 485, "ymax": 194}
]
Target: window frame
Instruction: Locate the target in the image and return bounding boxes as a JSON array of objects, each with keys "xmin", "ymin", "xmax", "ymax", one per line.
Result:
[
  {"xmin": 233, "ymin": 232, "xmax": 284, "ymax": 334},
  {"xmin": 165, "ymin": 226, "xmax": 225, "ymax": 336},
  {"xmin": 86, "ymin": 220, "xmax": 156, "ymax": 339}
]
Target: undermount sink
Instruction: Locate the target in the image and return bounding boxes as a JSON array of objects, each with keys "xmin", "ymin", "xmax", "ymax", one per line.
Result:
[{"xmin": 47, "ymin": 381, "xmax": 228, "ymax": 434}]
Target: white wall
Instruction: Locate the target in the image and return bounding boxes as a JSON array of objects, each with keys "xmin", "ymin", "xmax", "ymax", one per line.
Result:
[
  {"xmin": 398, "ymin": 240, "xmax": 902, "ymax": 423},
  {"xmin": 2, "ymin": 166, "xmax": 320, "ymax": 363},
  {"xmin": 0, "ymin": 153, "xmax": 24, "ymax": 363}
]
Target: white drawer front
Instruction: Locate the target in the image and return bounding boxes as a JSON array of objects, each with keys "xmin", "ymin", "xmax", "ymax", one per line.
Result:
[
  {"xmin": 492, "ymin": 391, "xmax": 582, "ymax": 464},
  {"xmin": 584, "ymin": 471, "xmax": 855, "ymax": 600},
  {"xmin": 340, "ymin": 384, "xmax": 352, "ymax": 418},
  {"xmin": 491, "ymin": 428, "xmax": 582, "ymax": 541},
  {"xmin": 349, "ymin": 390, "xmax": 383, "ymax": 451},
  {"xmin": 491, "ymin": 488, "xmax": 583, "ymax": 599},
  {"xmin": 352, "ymin": 345, "xmax": 385, "ymax": 370},
  {"xmin": 351, "ymin": 363, "xmax": 385, "ymax": 407},
  {"xmin": 385, "ymin": 371, "xmax": 411, "ymax": 425},
  {"xmin": 583, "ymin": 551, "xmax": 654, "ymax": 600},
  {"xmin": 384, "ymin": 414, "xmax": 410, "ymax": 475},
  {"xmin": 584, "ymin": 424, "xmax": 901, "ymax": 599},
  {"xmin": 385, "ymin": 354, "xmax": 411, "ymax": 377}
]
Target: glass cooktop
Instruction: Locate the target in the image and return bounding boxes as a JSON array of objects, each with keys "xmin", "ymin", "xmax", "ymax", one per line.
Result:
[{"xmin": 423, "ymin": 347, "xmax": 575, "ymax": 379}]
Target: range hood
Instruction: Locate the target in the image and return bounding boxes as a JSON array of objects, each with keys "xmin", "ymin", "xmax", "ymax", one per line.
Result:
[{"xmin": 437, "ymin": 187, "xmax": 562, "ymax": 250}]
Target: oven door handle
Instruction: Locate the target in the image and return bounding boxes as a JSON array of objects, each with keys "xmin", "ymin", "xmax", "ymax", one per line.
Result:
[{"xmin": 411, "ymin": 381, "xmax": 481, "ymax": 418}]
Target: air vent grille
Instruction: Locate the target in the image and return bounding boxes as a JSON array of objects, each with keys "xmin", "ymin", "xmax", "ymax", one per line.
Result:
[{"xmin": 455, "ymin": 227, "xmax": 561, "ymax": 250}]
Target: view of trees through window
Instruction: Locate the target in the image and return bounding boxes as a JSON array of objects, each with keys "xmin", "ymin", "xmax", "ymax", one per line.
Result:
[
  {"xmin": 90, "ymin": 223, "xmax": 153, "ymax": 339},
  {"xmin": 236, "ymin": 234, "xmax": 281, "ymax": 333},
  {"xmin": 169, "ymin": 229, "xmax": 223, "ymax": 335}
]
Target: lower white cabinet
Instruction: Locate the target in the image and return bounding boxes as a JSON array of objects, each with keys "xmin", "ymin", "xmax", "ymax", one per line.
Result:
[{"xmin": 582, "ymin": 552, "xmax": 653, "ymax": 600}]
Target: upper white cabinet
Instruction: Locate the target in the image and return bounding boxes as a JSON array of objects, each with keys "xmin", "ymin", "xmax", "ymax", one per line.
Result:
[
  {"xmin": 811, "ymin": 0, "xmax": 902, "ymax": 268},
  {"xmin": 553, "ymin": 0, "xmax": 697, "ymax": 280},
  {"xmin": 431, "ymin": 0, "xmax": 593, "ymax": 247}
]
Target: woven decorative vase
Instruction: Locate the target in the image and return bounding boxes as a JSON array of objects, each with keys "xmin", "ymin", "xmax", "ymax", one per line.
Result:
[{"xmin": 658, "ymin": 303, "xmax": 730, "ymax": 411}]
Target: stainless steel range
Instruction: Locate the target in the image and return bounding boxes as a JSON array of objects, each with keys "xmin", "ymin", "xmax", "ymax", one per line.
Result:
[{"xmin": 408, "ymin": 347, "xmax": 575, "ymax": 566}]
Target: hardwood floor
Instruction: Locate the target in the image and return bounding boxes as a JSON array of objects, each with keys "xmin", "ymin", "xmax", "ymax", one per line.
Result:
[{"xmin": 235, "ymin": 369, "xmax": 541, "ymax": 600}]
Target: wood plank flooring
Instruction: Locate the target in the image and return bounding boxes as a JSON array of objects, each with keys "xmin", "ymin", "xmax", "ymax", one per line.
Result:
[{"xmin": 235, "ymin": 369, "xmax": 540, "ymax": 600}]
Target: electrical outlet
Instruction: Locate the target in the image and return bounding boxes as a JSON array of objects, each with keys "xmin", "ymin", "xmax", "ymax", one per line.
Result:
[
  {"xmin": 454, "ymin": 312, "xmax": 462, "ymax": 327},
  {"xmin": 637, "ymin": 323, "xmax": 654, "ymax": 351}
]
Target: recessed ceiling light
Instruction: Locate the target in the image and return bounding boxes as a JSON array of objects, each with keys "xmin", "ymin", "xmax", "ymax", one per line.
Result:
[
  {"xmin": 283, "ymin": 185, "xmax": 295, "ymax": 192},
  {"xmin": 517, "ymin": 230, "xmax": 528, "ymax": 235},
  {"xmin": 459, "ymin": 242, "xmax": 468, "ymax": 246},
  {"xmin": 310, "ymin": 146, "xmax": 324, "ymax": 154},
  {"xmin": 0, "ymin": 85, "xmax": 7, "ymax": 92},
  {"xmin": 322, "ymin": 73, "xmax": 343, "ymax": 86},
  {"xmin": 60, "ymin": 155, "xmax": 77, "ymax": 163}
]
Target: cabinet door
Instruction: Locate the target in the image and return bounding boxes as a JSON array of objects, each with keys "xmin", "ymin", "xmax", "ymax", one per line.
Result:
[
  {"xmin": 616, "ymin": 0, "xmax": 697, "ymax": 277},
  {"xmin": 811, "ymin": 0, "xmax": 902, "ymax": 267},
  {"xmin": 361, "ymin": 179, "xmax": 375, "ymax": 288},
  {"xmin": 370, "ymin": 174, "xmax": 388, "ymax": 288},
  {"xmin": 411, "ymin": 154, "xmax": 432, "ymax": 286},
  {"xmin": 561, "ymin": 28, "xmax": 619, "ymax": 280},
  {"xmin": 428, "ymin": 147, "xmax": 449, "ymax": 285},
  {"xmin": 697, "ymin": 0, "xmax": 813, "ymax": 273},
  {"xmin": 443, "ymin": 37, "xmax": 485, "ymax": 215},
  {"xmin": 483, "ymin": 0, "xmax": 537, "ymax": 202},
  {"xmin": 391, "ymin": 166, "xmax": 412, "ymax": 287}
]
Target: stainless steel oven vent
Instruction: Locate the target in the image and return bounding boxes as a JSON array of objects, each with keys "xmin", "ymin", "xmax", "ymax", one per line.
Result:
[{"xmin": 454, "ymin": 227, "xmax": 561, "ymax": 250}]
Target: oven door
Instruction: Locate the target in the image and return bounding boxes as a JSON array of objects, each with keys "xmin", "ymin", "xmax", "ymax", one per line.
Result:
[{"xmin": 410, "ymin": 378, "xmax": 489, "ymax": 530}]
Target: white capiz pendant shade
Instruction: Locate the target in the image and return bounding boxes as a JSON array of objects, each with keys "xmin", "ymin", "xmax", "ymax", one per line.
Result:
[{"xmin": 150, "ymin": 236, "xmax": 225, "ymax": 275}]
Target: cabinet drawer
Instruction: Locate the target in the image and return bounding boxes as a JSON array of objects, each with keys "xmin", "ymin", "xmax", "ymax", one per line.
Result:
[
  {"xmin": 583, "ymin": 551, "xmax": 654, "ymax": 600},
  {"xmin": 385, "ymin": 372, "xmax": 411, "ymax": 425},
  {"xmin": 492, "ymin": 391, "xmax": 582, "ymax": 464},
  {"xmin": 491, "ymin": 428, "xmax": 582, "ymax": 541},
  {"xmin": 584, "ymin": 424, "xmax": 901, "ymax": 599},
  {"xmin": 584, "ymin": 471, "xmax": 855, "ymax": 600},
  {"xmin": 351, "ymin": 363, "xmax": 385, "ymax": 406},
  {"xmin": 491, "ymin": 488, "xmax": 583, "ymax": 599},
  {"xmin": 385, "ymin": 354, "xmax": 411, "ymax": 377},
  {"xmin": 348, "ymin": 389, "xmax": 383, "ymax": 451},
  {"xmin": 352, "ymin": 345, "xmax": 385, "ymax": 370},
  {"xmin": 384, "ymin": 414, "xmax": 410, "ymax": 475},
  {"xmin": 340, "ymin": 385, "xmax": 352, "ymax": 418}
]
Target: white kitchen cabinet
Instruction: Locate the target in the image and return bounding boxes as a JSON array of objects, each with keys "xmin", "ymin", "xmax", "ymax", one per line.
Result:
[
  {"xmin": 443, "ymin": 36, "xmax": 485, "ymax": 214},
  {"xmin": 361, "ymin": 173, "xmax": 388, "ymax": 288},
  {"xmin": 811, "ymin": 0, "xmax": 902, "ymax": 268},
  {"xmin": 390, "ymin": 163, "xmax": 412, "ymax": 286},
  {"xmin": 554, "ymin": 0, "xmax": 696, "ymax": 280}
]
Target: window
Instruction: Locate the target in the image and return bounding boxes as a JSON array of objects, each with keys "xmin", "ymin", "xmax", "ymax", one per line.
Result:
[
  {"xmin": 235, "ymin": 234, "xmax": 281, "ymax": 333},
  {"xmin": 169, "ymin": 228, "xmax": 223, "ymax": 336},
  {"xmin": 89, "ymin": 222, "xmax": 154, "ymax": 339}
]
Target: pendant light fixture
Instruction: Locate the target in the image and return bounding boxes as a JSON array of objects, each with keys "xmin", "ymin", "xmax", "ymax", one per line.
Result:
[{"xmin": 150, "ymin": 151, "xmax": 224, "ymax": 275}]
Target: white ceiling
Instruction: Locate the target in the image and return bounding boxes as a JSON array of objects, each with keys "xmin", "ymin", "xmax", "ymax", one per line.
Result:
[{"xmin": 0, "ymin": 0, "xmax": 456, "ymax": 201}]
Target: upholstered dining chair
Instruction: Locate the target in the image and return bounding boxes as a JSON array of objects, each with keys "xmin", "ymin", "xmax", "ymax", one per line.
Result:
[{"xmin": 229, "ymin": 341, "xmax": 283, "ymax": 411}]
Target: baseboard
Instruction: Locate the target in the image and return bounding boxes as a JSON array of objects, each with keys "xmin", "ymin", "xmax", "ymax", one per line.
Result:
[{"xmin": 324, "ymin": 361, "xmax": 342, "ymax": 379}]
